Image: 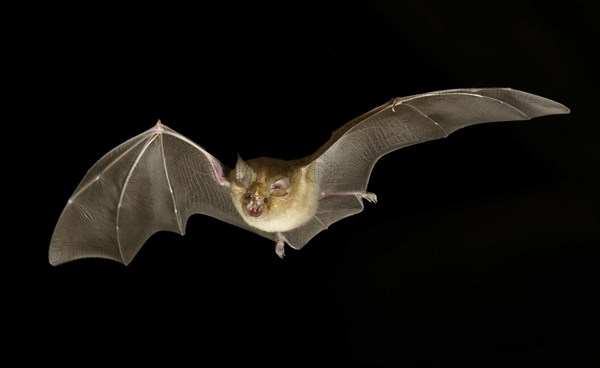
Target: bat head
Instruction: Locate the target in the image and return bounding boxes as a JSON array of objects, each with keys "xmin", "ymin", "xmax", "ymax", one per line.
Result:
[{"xmin": 231, "ymin": 156, "xmax": 292, "ymax": 221}]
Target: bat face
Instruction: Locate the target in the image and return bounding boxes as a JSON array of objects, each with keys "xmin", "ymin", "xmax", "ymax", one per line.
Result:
[{"xmin": 229, "ymin": 157, "xmax": 319, "ymax": 233}]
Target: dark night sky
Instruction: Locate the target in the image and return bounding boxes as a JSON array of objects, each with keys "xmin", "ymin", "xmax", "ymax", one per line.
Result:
[{"xmin": 2, "ymin": 0, "xmax": 598, "ymax": 364}]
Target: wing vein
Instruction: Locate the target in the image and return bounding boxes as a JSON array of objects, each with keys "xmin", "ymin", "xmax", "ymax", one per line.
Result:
[
  {"xmin": 400, "ymin": 102, "xmax": 449, "ymax": 136},
  {"xmin": 163, "ymin": 129, "xmax": 228, "ymax": 185},
  {"xmin": 404, "ymin": 91, "xmax": 530, "ymax": 120},
  {"xmin": 70, "ymin": 135, "xmax": 149, "ymax": 201},
  {"xmin": 475, "ymin": 93, "xmax": 530, "ymax": 119},
  {"xmin": 312, "ymin": 214, "xmax": 328, "ymax": 229},
  {"xmin": 159, "ymin": 133, "xmax": 183, "ymax": 234},
  {"xmin": 116, "ymin": 133, "xmax": 159, "ymax": 262}
]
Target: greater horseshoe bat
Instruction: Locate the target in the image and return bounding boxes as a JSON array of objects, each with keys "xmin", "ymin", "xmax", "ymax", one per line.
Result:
[{"xmin": 49, "ymin": 88, "xmax": 569, "ymax": 265}]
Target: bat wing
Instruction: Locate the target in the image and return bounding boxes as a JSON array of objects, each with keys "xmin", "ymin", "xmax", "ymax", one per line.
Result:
[
  {"xmin": 49, "ymin": 122, "xmax": 272, "ymax": 265},
  {"xmin": 283, "ymin": 88, "xmax": 570, "ymax": 250}
]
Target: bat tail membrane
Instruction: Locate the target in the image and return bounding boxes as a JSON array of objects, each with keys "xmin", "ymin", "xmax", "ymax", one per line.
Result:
[{"xmin": 49, "ymin": 122, "xmax": 234, "ymax": 266}]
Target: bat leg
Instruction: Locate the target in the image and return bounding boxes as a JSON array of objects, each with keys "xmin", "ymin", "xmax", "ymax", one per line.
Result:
[
  {"xmin": 320, "ymin": 191, "xmax": 378, "ymax": 204},
  {"xmin": 275, "ymin": 232, "xmax": 289, "ymax": 259}
]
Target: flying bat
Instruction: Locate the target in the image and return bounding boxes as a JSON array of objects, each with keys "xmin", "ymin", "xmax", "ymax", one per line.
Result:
[{"xmin": 48, "ymin": 88, "xmax": 569, "ymax": 265}]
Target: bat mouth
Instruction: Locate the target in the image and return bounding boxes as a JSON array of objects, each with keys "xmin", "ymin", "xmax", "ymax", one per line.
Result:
[
  {"xmin": 248, "ymin": 206, "xmax": 263, "ymax": 217},
  {"xmin": 247, "ymin": 202, "xmax": 264, "ymax": 217}
]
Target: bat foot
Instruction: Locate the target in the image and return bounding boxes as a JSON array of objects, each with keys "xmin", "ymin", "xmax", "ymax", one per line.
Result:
[
  {"xmin": 320, "ymin": 191, "xmax": 378, "ymax": 204},
  {"xmin": 362, "ymin": 192, "xmax": 377, "ymax": 204},
  {"xmin": 276, "ymin": 241, "xmax": 285, "ymax": 258},
  {"xmin": 275, "ymin": 232, "xmax": 288, "ymax": 259}
]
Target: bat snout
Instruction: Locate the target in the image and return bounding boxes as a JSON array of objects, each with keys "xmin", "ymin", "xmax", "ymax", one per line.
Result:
[
  {"xmin": 247, "ymin": 197, "xmax": 265, "ymax": 217},
  {"xmin": 248, "ymin": 206, "xmax": 262, "ymax": 217}
]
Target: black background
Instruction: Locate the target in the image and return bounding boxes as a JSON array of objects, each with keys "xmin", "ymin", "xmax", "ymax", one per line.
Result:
[{"xmin": 2, "ymin": 0, "xmax": 597, "ymax": 365}]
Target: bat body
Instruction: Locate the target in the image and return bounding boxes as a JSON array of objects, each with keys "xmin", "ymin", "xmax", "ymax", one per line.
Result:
[{"xmin": 49, "ymin": 88, "xmax": 569, "ymax": 265}]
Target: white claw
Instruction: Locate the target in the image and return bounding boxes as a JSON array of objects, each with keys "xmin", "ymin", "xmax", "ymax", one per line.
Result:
[
  {"xmin": 391, "ymin": 98, "xmax": 402, "ymax": 113},
  {"xmin": 275, "ymin": 232, "xmax": 287, "ymax": 259},
  {"xmin": 362, "ymin": 192, "xmax": 378, "ymax": 204},
  {"xmin": 275, "ymin": 241, "xmax": 285, "ymax": 259}
]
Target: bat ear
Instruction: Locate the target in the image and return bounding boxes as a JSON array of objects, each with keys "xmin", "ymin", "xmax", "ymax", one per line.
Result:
[
  {"xmin": 270, "ymin": 177, "xmax": 291, "ymax": 196},
  {"xmin": 235, "ymin": 155, "xmax": 256, "ymax": 188}
]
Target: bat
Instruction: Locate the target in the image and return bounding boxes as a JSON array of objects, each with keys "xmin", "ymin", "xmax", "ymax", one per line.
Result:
[{"xmin": 48, "ymin": 88, "xmax": 570, "ymax": 265}]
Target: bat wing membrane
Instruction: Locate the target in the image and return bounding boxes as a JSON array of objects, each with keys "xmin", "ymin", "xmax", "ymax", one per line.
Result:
[
  {"xmin": 49, "ymin": 122, "xmax": 270, "ymax": 265},
  {"xmin": 284, "ymin": 88, "xmax": 570, "ymax": 250}
]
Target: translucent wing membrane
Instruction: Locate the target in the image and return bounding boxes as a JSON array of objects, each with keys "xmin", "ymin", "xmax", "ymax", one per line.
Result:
[
  {"xmin": 49, "ymin": 122, "xmax": 269, "ymax": 265},
  {"xmin": 283, "ymin": 88, "xmax": 570, "ymax": 250}
]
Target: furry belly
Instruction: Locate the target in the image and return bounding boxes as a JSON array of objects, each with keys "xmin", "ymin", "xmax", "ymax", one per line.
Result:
[{"xmin": 240, "ymin": 201, "xmax": 318, "ymax": 233}]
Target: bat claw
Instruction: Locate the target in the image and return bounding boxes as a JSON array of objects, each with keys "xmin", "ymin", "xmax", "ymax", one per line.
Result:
[
  {"xmin": 275, "ymin": 232, "xmax": 288, "ymax": 258},
  {"xmin": 362, "ymin": 192, "xmax": 377, "ymax": 204},
  {"xmin": 275, "ymin": 241, "xmax": 285, "ymax": 258},
  {"xmin": 391, "ymin": 98, "xmax": 402, "ymax": 113}
]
